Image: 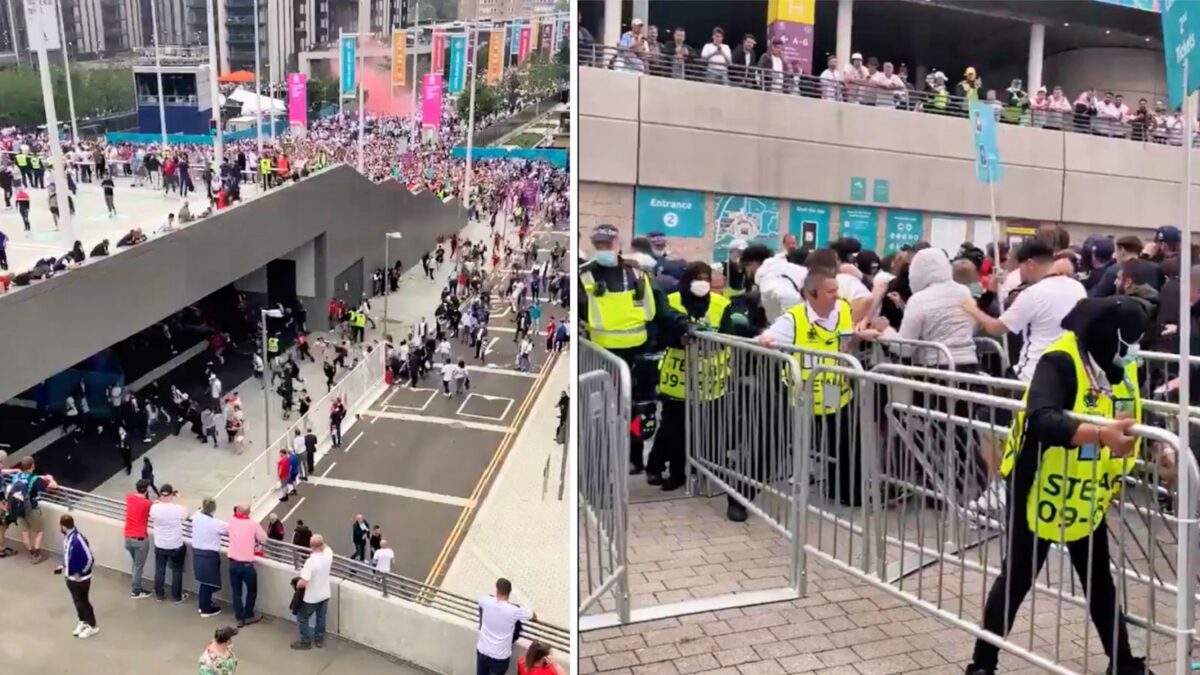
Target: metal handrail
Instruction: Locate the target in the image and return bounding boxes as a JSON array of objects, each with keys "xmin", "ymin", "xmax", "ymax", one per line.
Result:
[
  {"xmin": 581, "ymin": 44, "xmax": 1195, "ymax": 146},
  {"xmin": 4, "ymin": 477, "xmax": 569, "ymax": 652}
]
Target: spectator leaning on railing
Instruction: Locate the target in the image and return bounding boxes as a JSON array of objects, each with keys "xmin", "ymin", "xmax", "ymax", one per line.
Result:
[
  {"xmin": 730, "ymin": 34, "xmax": 757, "ymax": 88},
  {"xmin": 662, "ymin": 28, "xmax": 692, "ymax": 78},
  {"xmin": 700, "ymin": 28, "xmax": 732, "ymax": 84},
  {"xmin": 758, "ymin": 39, "xmax": 786, "ymax": 93},
  {"xmin": 819, "ymin": 55, "xmax": 843, "ymax": 100}
]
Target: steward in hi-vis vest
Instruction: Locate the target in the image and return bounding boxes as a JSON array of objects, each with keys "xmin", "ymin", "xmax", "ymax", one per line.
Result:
[{"xmin": 967, "ymin": 296, "xmax": 1150, "ymax": 675}]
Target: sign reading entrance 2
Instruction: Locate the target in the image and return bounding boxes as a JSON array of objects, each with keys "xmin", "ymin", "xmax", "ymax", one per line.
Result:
[
  {"xmin": 1163, "ymin": 0, "xmax": 1200, "ymax": 110},
  {"xmin": 634, "ymin": 187, "xmax": 706, "ymax": 238}
]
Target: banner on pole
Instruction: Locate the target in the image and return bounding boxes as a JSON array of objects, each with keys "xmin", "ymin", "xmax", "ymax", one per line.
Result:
[
  {"xmin": 340, "ymin": 35, "xmax": 357, "ymax": 95},
  {"xmin": 518, "ymin": 24, "xmax": 532, "ymax": 62},
  {"xmin": 391, "ymin": 30, "xmax": 407, "ymax": 86},
  {"xmin": 422, "ymin": 73, "xmax": 443, "ymax": 127},
  {"xmin": 287, "ymin": 73, "xmax": 308, "ymax": 129},
  {"xmin": 510, "ymin": 21, "xmax": 521, "ymax": 55},
  {"xmin": 1162, "ymin": 0, "xmax": 1200, "ymax": 110},
  {"xmin": 23, "ymin": 0, "xmax": 60, "ymax": 50},
  {"xmin": 530, "ymin": 21, "xmax": 539, "ymax": 52},
  {"xmin": 432, "ymin": 29, "xmax": 446, "ymax": 74},
  {"xmin": 969, "ymin": 101, "xmax": 1003, "ymax": 183},
  {"xmin": 487, "ymin": 29, "xmax": 504, "ymax": 84},
  {"xmin": 541, "ymin": 21, "xmax": 553, "ymax": 56},
  {"xmin": 448, "ymin": 35, "xmax": 467, "ymax": 93}
]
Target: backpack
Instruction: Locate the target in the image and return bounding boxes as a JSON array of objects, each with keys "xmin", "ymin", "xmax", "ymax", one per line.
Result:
[{"xmin": 5, "ymin": 471, "xmax": 37, "ymax": 520}]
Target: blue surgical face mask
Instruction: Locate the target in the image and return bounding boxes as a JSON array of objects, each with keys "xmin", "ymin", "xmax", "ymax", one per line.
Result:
[
  {"xmin": 594, "ymin": 251, "xmax": 618, "ymax": 267},
  {"xmin": 1113, "ymin": 335, "xmax": 1141, "ymax": 369},
  {"xmin": 967, "ymin": 282, "xmax": 983, "ymax": 299}
]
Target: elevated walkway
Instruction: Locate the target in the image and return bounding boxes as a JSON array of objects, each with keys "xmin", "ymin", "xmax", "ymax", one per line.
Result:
[
  {"xmin": 0, "ymin": 165, "xmax": 448, "ymax": 404},
  {"xmin": 6, "ymin": 561, "xmax": 415, "ymax": 675}
]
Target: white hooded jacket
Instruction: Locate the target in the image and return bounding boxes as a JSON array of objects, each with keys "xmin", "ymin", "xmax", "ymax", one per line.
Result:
[
  {"xmin": 883, "ymin": 249, "xmax": 978, "ymax": 366},
  {"xmin": 754, "ymin": 257, "xmax": 808, "ymax": 323}
]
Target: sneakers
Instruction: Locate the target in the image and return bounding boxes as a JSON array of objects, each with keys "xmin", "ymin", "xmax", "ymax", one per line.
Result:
[
  {"xmin": 963, "ymin": 666, "xmax": 994, "ymax": 675},
  {"xmin": 290, "ymin": 641, "xmax": 313, "ymax": 650},
  {"xmin": 726, "ymin": 500, "xmax": 748, "ymax": 523},
  {"xmin": 1108, "ymin": 656, "xmax": 1154, "ymax": 675},
  {"xmin": 200, "ymin": 607, "xmax": 222, "ymax": 618},
  {"xmin": 173, "ymin": 592, "xmax": 192, "ymax": 605},
  {"xmin": 77, "ymin": 626, "xmax": 99, "ymax": 639},
  {"xmin": 970, "ymin": 483, "xmax": 1006, "ymax": 512},
  {"xmin": 645, "ymin": 472, "xmax": 663, "ymax": 486},
  {"xmin": 314, "ymin": 638, "xmax": 324, "ymax": 648},
  {"xmin": 131, "ymin": 590, "xmax": 153, "ymax": 600},
  {"xmin": 72, "ymin": 621, "xmax": 86, "ymax": 637},
  {"xmin": 238, "ymin": 614, "xmax": 264, "ymax": 627}
]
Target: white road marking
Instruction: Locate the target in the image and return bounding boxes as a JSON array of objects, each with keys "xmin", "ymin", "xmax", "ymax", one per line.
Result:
[
  {"xmin": 310, "ymin": 476, "xmax": 473, "ymax": 508},
  {"xmin": 465, "ymin": 365, "xmax": 537, "ymax": 379},
  {"xmin": 345, "ymin": 431, "xmax": 364, "ymax": 453},
  {"xmin": 320, "ymin": 462, "xmax": 338, "ymax": 478},
  {"xmin": 484, "ymin": 336, "xmax": 498, "ymax": 355},
  {"xmin": 281, "ymin": 497, "xmax": 306, "ymax": 523},
  {"xmin": 457, "ymin": 393, "xmax": 515, "ymax": 422},
  {"xmin": 488, "ymin": 326, "xmax": 517, "ymax": 333},
  {"xmin": 383, "ymin": 388, "xmax": 438, "ymax": 412},
  {"xmin": 364, "ymin": 410, "xmax": 513, "ymax": 433}
]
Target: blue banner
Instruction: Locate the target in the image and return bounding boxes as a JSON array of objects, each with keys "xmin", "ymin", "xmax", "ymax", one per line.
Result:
[
  {"xmin": 1162, "ymin": 0, "xmax": 1200, "ymax": 110},
  {"xmin": 788, "ymin": 201, "xmax": 831, "ymax": 249},
  {"xmin": 969, "ymin": 101, "xmax": 1002, "ymax": 183},
  {"xmin": 340, "ymin": 36, "xmax": 357, "ymax": 95},
  {"xmin": 634, "ymin": 187, "xmax": 706, "ymax": 238},
  {"xmin": 884, "ymin": 210, "xmax": 923, "ymax": 255},
  {"xmin": 448, "ymin": 147, "xmax": 568, "ymax": 167},
  {"xmin": 714, "ymin": 195, "xmax": 780, "ymax": 263},
  {"xmin": 106, "ymin": 120, "xmax": 289, "ymax": 146},
  {"xmin": 510, "ymin": 21, "xmax": 520, "ymax": 55},
  {"xmin": 448, "ymin": 35, "xmax": 467, "ymax": 94},
  {"xmin": 839, "ymin": 207, "xmax": 879, "ymax": 251}
]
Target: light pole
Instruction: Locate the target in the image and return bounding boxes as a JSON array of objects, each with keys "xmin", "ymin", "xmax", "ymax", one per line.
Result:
[
  {"xmin": 53, "ymin": 0, "xmax": 78, "ymax": 142},
  {"xmin": 260, "ymin": 307, "xmax": 285, "ymax": 452},
  {"xmin": 409, "ymin": 5, "xmax": 420, "ymax": 118},
  {"xmin": 148, "ymin": 0, "xmax": 168, "ymax": 149},
  {"xmin": 206, "ymin": 0, "xmax": 223, "ymax": 165},
  {"xmin": 29, "ymin": 0, "xmax": 72, "ymax": 240},
  {"xmin": 6, "ymin": 0, "xmax": 20, "ymax": 69},
  {"xmin": 356, "ymin": 33, "xmax": 364, "ymax": 174},
  {"xmin": 383, "ymin": 232, "xmax": 402, "ymax": 334},
  {"xmin": 463, "ymin": 21, "xmax": 481, "ymax": 223},
  {"xmin": 253, "ymin": 0, "xmax": 263, "ymax": 157}
]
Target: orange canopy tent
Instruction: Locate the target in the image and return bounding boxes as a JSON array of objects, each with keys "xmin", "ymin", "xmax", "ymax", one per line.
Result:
[{"xmin": 218, "ymin": 70, "xmax": 255, "ymax": 84}]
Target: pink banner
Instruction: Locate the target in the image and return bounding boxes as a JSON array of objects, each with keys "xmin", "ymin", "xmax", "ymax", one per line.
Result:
[
  {"xmin": 518, "ymin": 25, "xmax": 531, "ymax": 63},
  {"xmin": 287, "ymin": 73, "xmax": 308, "ymax": 130},
  {"xmin": 421, "ymin": 73, "xmax": 443, "ymax": 127}
]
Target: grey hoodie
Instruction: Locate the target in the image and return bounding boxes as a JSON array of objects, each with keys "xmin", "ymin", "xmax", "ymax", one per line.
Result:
[{"xmin": 884, "ymin": 249, "xmax": 979, "ymax": 366}]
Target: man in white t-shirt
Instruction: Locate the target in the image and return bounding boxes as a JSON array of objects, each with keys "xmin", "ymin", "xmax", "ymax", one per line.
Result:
[
  {"xmin": 293, "ymin": 534, "xmax": 333, "ymax": 649},
  {"xmin": 149, "ymin": 484, "xmax": 190, "ymax": 603},
  {"xmin": 371, "ymin": 539, "xmax": 394, "ymax": 574},
  {"xmin": 699, "ymin": 27, "xmax": 732, "ymax": 83},
  {"xmin": 476, "ymin": 578, "xmax": 536, "ymax": 675},
  {"xmin": 961, "ymin": 238, "xmax": 1085, "ymax": 381}
]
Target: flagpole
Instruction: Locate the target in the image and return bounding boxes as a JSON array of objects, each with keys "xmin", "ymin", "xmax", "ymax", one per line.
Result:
[
  {"xmin": 54, "ymin": 0, "xmax": 78, "ymax": 143},
  {"xmin": 357, "ymin": 33, "xmax": 364, "ymax": 174},
  {"xmin": 410, "ymin": 6, "xmax": 420, "ymax": 118},
  {"xmin": 149, "ymin": 0, "xmax": 168, "ymax": 149},
  {"xmin": 339, "ymin": 28, "xmax": 344, "ymax": 116},
  {"xmin": 253, "ymin": 0, "xmax": 263, "ymax": 157},
  {"xmin": 206, "ymin": 0, "xmax": 223, "ymax": 166},
  {"xmin": 270, "ymin": 61, "xmax": 277, "ymax": 142},
  {"xmin": 30, "ymin": 3, "xmax": 72, "ymax": 238},
  {"xmin": 464, "ymin": 21, "xmax": 480, "ymax": 222}
]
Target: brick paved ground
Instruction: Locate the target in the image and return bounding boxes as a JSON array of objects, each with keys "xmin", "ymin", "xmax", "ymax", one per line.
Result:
[{"xmin": 581, "ymin": 495, "xmax": 1184, "ymax": 674}]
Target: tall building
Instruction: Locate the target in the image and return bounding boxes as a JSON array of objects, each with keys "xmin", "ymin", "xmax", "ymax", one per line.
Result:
[
  {"xmin": 457, "ymin": 0, "xmax": 553, "ymax": 21},
  {"xmin": 0, "ymin": 0, "xmax": 144, "ymax": 58}
]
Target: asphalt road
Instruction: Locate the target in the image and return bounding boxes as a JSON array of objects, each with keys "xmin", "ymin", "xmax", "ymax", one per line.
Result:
[{"xmin": 278, "ymin": 225, "xmax": 567, "ymax": 587}]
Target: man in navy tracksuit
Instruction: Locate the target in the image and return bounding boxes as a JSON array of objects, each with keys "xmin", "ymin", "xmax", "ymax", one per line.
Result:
[{"xmin": 61, "ymin": 514, "xmax": 99, "ymax": 638}]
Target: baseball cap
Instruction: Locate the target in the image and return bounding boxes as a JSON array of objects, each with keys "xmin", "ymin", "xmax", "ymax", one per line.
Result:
[
  {"xmin": 851, "ymin": 52, "xmax": 863, "ymax": 61},
  {"xmin": 1156, "ymin": 225, "xmax": 1181, "ymax": 245},
  {"xmin": 647, "ymin": 232, "xmax": 668, "ymax": 248},
  {"xmin": 631, "ymin": 18, "xmax": 644, "ymax": 26},
  {"xmin": 1081, "ymin": 235, "xmax": 1115, "ymax": 262},
  {"xmin": 591, "ymin": 224, "xmax": 618, "ymax": 244}
]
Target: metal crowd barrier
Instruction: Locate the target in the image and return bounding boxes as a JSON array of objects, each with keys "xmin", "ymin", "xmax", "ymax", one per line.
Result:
[
  {"xmin": 214, "ymin": 344, "xmax": 386, "ymax": 511},
  {"xmin": 582, "ymin": 44, "xmax": 1197, "ymax": 147},
  {"xmin": 577, "ymin": 339, "xmax": 631, "ymax": 623},
  {"xmin": 5, "ymin": 475, "xmax": 570, "ymax": 652}
]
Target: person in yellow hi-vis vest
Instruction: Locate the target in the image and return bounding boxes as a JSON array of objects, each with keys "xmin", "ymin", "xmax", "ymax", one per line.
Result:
[
  {"xmin": 351, "ymin": 307, "xmax": 367, "ymax": 343},
  {"xmin": 648, "ymin": 262, "xmax": 740, "ymax": 493},
  {"xmin": 260, "ymin": 156, "xmax": 272, "ymax": 189},
  {"xmin": 579, "ymin": 224, "xmax": 689, "ymax": 476},
  {"xmin": 14, "ymin": 150, "xmax": 30, "ymax": 186},
  {"xmin": 757, "ymin": 266, "xmax": 879, "ymax": 516},
  {"xmin": 966, "ymin": 297, "xmax": 1149, "ymax": 675}
]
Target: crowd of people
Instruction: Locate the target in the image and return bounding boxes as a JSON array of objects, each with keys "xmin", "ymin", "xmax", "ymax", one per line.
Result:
[
  {"xmin": 580, "ymin": 17, "xmax": 1193, "ymax": 145},
  {"xmin": 580, "ymin": 217, "xmax": 1185, "ymax": 675}
]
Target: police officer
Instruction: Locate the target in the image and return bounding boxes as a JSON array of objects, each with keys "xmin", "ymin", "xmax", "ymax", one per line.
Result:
[
  {"xmin": 260, "ymin": 155, "xmax": 273, "ymax": 189},
  {"xmin": 647, "ymin": 262, "xmax": 753, "ymax": 492},
  {"xmin": 647, "ymin": 232, "xmax": 687, "ymax": 281},
  {"xmin": 579, "ymin": 224, "xmax": 688, "ymax": 476},
  {"xmin": 14, "ymin": 149, "xmax": 30, "ymax": 186},
  {"xmin": 30, "ymin": 153, "xmax": 44, "ymax": 189},
  {"xmin": 965, "ymin": 297, "xmax": 1149, "ymax": 675}
]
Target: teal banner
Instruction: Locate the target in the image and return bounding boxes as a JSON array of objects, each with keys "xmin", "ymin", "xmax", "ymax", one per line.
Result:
[
  {"xmin": 884, "ymin": 210, "xmax": 923, "ymax": 255},
  {"xmin": 839, "ymin": 207, "xmax": 879, "ymax": 251},
  {"xmin": 448, "ymin": 35, "xmax": 467, "ymax": 93},
  {"xmin": 449, "ymin": 147, "xmax": 567, "ymax": 167},
  {"xmin": 788, "ymin": 201, "xmax": 831, "ymax": 249},
  {"xmin": 713, "ymin": 195, "xmax": 780, "ymax": 263},
  {"xmin": 635, "ymin": 187, "xmax": 705, "ymax": 238}
]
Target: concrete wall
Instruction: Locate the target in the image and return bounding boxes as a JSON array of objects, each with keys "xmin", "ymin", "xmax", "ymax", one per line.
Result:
[
  {"xmin": 579, "ymin": 67, "xmax": 1200, "ymax": 259},
  {"xmin": 1044, "ymin": 47, "xmax": 1168, "ymax": 104},
  {"xmin": 0, "ymin": 168, "xmax": 449, "ymax": 403},
  {"xmin": 9, "ymin": 501, "xmax": 524, "ymax": 675}
]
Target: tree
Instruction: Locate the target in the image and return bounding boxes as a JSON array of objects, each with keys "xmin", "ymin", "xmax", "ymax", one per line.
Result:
[
  {"xmin": 412, "ymin": 0, "xmax": 456, "ymax": 22},
  {"xmin": 456, "ymin": 83, "xmax": 499, "ymax": 126},
  {"xmin": 0, "ymin": 66, "xmax": 133, "ymax": 127}
]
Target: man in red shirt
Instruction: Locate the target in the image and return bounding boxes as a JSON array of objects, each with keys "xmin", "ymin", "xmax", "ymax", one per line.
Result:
[
  {"xmin": 123, "ymin": 480, "xmax": 154, "ymax": 598},
  {"xmin": 277, "ymin": 449, "xmax": 292, "ymax": 503}
]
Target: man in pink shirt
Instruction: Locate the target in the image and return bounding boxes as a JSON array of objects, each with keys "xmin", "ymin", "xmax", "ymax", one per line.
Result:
[{"xmin": 227, "ymin": 502, "xmax": 266, "ymax": 627}]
